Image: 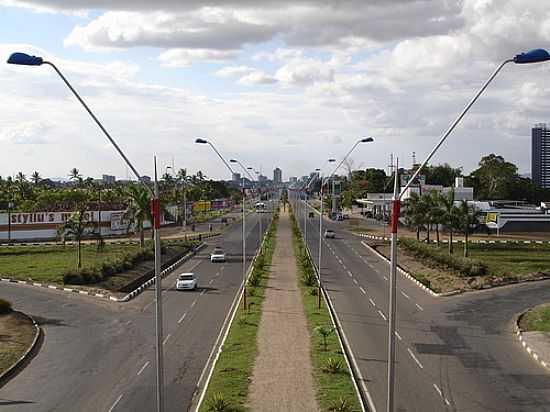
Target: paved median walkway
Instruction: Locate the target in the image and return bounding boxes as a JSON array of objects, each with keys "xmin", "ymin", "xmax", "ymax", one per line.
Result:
[{"xmin": 248, "ymin": 209, "xmax": 319, "ymax": 412}]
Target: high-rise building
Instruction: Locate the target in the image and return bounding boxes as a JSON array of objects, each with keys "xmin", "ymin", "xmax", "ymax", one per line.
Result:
[
  {"xmin": 273, "ymin": 168, "xmax": 282, "ymax": 184},
  {"xmin": 102, "ymin": 174, "xmax": 116, "ymax": 184},
  {"xmin": 532, "ymin": 123, "xmax": 550, "ymax": 188},
  {"xmin": 232, "ymin": 172, "xmax": 241, "ymax": 183}
]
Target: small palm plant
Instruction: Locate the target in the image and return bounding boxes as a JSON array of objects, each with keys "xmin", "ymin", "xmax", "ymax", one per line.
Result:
[
  {"xmin": 206, "ymin": 393, "xmax": 231, "ymax": 412},
  {"xmin": 315, "ymin": 325, "xmax": 334, "ymax": 351},
  {"xmin": 323, "ymin": 357, "xmax": 344, "ymax": 374},
  {"xmin": 329, "ymin": 398, "xmax": 355, "ymax": 412}
]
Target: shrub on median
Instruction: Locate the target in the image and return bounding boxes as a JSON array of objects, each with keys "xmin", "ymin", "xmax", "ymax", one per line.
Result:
[
  {"xmin": 399, "ymin": 238, "xmax": 487, "ymax": 277},
  {"xmin": 0, "ymin": 298, "xmax": 12, "ymax": 314}
]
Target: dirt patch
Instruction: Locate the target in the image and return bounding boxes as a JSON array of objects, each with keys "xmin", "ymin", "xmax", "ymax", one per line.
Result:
[{"xmin": 0, "ymin": 311, "xmax": 36, "ymax": 375}]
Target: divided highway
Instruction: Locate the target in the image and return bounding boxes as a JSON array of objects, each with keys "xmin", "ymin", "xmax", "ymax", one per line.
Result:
[
  {"xmin": 0, "ymin": 209, "xmax": 272, "ymax": 412},
  {"xmin": 293, "ymin": 197, "xmax": 550, "ymax": 412}
]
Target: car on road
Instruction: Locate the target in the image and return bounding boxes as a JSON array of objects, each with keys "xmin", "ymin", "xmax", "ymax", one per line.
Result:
[
  {"xmin": 220, "ymin": 217, "xmax": 228, "ymax": 223},
  {"xmin": 324, "ymin": 229, "xmax": 336, "ymax": 239},
  {"xmin": 210, "ymin": 247, "xmax": 226, "ymax": 262},
  {"xmin": 176, "ymin": 273, "xmax": 197, "ymax": 290}
]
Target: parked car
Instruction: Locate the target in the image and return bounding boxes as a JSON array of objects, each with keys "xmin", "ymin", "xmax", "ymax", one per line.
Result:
[
  {"xmin": 324, "ymin": 229, "xmax": 336, "ymax": 239},
  {"xmin": 210, "ymin": 247, "xmax": 226, "ymax": 263},
  {"xmin": 176, "ymin": 273, "xmax": 197, "ymax": 290},
  {"xmin": 309, "ymin": 211, "xmax": 315, "ymax": 218}
]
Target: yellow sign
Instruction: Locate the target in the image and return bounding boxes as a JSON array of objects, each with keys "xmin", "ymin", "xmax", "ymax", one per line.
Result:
[{"xmin": 485, "ymin": 212, "xmax": 498, "ymax": 224}]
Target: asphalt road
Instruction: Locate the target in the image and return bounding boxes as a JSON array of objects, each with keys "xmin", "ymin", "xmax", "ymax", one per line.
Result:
[
  {"xmin": 293, "ymin": 197, "xmax": 550, "ymax": 412},
  {"xmin": 0, "ymin": 207, "xmax": 273, "ymax": 412}
]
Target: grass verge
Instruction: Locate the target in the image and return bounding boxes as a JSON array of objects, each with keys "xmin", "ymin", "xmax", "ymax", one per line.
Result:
[
  {"xmin": 519, "ymin": 303, "xmax": 550, "ymax": 332},
  {"xmin": 290, "ymin": 210, "xmax": 362, "ymax": 412},
  {"xmin": 0, "ymin": 305, "xmax": 36, "ymax": 375},
  {"xmin": 372, "ymin": 239, "xmax": 550, "ymax": 294},
  {"xmin": 198, "ymin": 209, "xmax": 279, "ymax": 412},
  {"xmin": 0, "ymin": 239, "xmax": 196, "ymax": 286}
]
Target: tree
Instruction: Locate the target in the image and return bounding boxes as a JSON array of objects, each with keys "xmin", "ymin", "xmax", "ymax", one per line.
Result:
[
  {"xmin": 423, "ymin": 164, "xmax": 462, "ymax": 187},
  {"xmin": 455, "ymin": 201, "xmax": 483, "ymax": 257},
  {"xmin": 469, "ymin": 154, "xmax": 518, "ymax": 200},
  {"xmin": 31, "ymin": 171, "xmax": 41, "ymax": 185},
  {"xmin": 58, "ymin": 208, "xmax": 92, "ymax": 269},
  {"xmin": 69, "ymin": 168, "xmax": 83, "ymax": 185},
  {"xmin": 124, "ymin": 184, "xmax": 152, "ymax": 248},
  {"xmin": 404, "ymin": 192, "xmax": 427, "ymax": 241},
  {"xmin": 425, "ymin": 191, "xmax": 445, "ymax": 246},
  {"xmin": 440, "ymin": 190, "xmax": 459, "ymax": 254},
  {"xmin": 15, "ymin": 172, "xmax": 27, "ymax": 183}
]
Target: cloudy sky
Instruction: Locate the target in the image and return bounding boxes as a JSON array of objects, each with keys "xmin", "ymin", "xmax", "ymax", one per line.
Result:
[{"xmin": 1, "ymin": 0, "xmax": 549, "ymax": 181}]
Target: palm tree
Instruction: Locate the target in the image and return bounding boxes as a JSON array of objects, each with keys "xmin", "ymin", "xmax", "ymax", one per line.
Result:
[
  {"xmin": 58, "ymin": 210, "xmax": 92, "ymax": 269},
  {"xmin": 440, "ymin": 190, "xmax": 459, "ymax": 254},
  {"xmin": 69, "ymin": 168, "xmax": 83, "ymax": 185},
  {"xmin": 31, "ymin": 171, "xmax": 41, "ymax": 185},
  {"xmin": 456, "ymin": 201, "xmax": 483, "ymax": 258},
  {"xmin": 124, "ymin": 184, "xmax": 152, "ymax": 248},
  {"xmin": 15, "ymin": 172, "xmax": 26, "ymax": 183},
  {"xmin": 404, "ymin": 192, "xmax": 427, "ymax": 241}
]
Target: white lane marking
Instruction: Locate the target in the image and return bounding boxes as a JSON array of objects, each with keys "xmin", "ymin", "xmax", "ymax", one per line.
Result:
[
  {"xmin": 407, "ymin": 348, "xmax": 424, "ymax": 369},
  {"xmin": 191, "ymin": 300, "xmax": 197, "ymax": 307},
  {"xmin": 353, "ymin": 278, "xmax": 359, "ymax": 285},
  {"xmin": 108, "ymin": 394, "xmax": 123, "ymax": 412},
  {"xmin": 208, "ymin": 279, "xmax": 214, "ymax": 285},
  {"xmin": 415, "ymin": 303, "xmax": 424, "ymax": 311},
  {"xmin": 378, "ymin": 310, "xmax": 387, "ymax": 321},
  {"xmin": 347, "ymin": 270, "xmax": 353, "ymax": 277},
  {"xmin": 200, "ymin": 290, "xmax": 206, "ymax": 296},
  {"xmin": 178, "ymin": 313, "xmax": 187, "ymax": 324},
  {"xmin": 383, "ymin": 275, "xmax": 388, "ymax": 281},
  {"xmin": 395, "ymin": 331, "xmax": 402, "ymax": 341},
  {"xmin": 143, "ymin": 299, "xmax": 155, "ymax": 311},
  {"xmin": 433, "ymin": 383, "xmax": 442, "ymax": 397},
  {"xmin": 359, "ymin": 286, "xmax": 367, "ymax": 295},
  {"xmin": 444, "ymin": 398, "xmax": 451, "ymax": 406},
  {"xmin": 163, "ymin": 334, "xmax": 171, "ymax": 345},
  {"xmin": 400, "ymin": 291, "xmax": 410, "ymax": 299},
  {"xmin": 137, "ymin": 361, "xmax": 150, "ymax": 376},
  {"xmin": 369, "ymin": 298, "xmax": 376, "ymax": 307}
]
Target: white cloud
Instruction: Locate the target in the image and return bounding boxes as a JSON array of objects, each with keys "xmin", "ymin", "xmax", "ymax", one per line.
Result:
[
  {"xmin": 215, "ymin": 65, "xmax": 254, "ymax": 78},
  {"xmin": 158, "ymin": 48, "xmax": 237, "ymax": 67},
  {"xmin": 238, "ymin": 70, "xmax": 277, "ymax": 85}
]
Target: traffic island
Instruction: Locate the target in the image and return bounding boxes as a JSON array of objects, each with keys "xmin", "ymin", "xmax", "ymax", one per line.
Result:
[
  {"xmin": 517, "ymin": 303, "xmax": 550, "ymax": 371},
  {"xmin": 290, "ymin": 211, "xmax": 363, "ymax": 411},
  {"xmin": 0, "ymin": 299, "xmax": 41, "ymax": 384}
]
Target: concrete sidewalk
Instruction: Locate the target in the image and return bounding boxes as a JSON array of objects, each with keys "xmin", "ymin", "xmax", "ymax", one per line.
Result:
[{"xmin": 248, "ymin": 209, "xmax": 319, "ymax": 412}]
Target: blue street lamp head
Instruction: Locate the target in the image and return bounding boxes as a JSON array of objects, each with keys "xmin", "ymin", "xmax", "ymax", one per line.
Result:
[
  {"xmin": 514, "ymin": 49, "xmax": 550, "ymax": 64},
  {"xmin": 7, "ymin": 52, "xmax": 43, "ymax": 66},
  {"xmin": 328, "ymin": 158, "xmax": 336, "ymax": 162},
  {"xmin": 195, "ymin": 138, "xmax": 208, "ymax": 144},
  {"xmin": 361, "ymin": 137, "xmax": 374, "ymax": 143},
  {"xmin": 230, "ymin": 159, "xmax": 237, "ymax": 163}
]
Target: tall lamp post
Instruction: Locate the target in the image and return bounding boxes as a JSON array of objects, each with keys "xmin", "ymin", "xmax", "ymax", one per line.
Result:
[
  {"xmin": 195, "ymin": 139, "xmax": 250, "ymax": 310},
  {"xmin": 231, "ymin": 158, "xmax": 253, "ymax": 310},
  {"xmin": 8, "ymin": 51, "xmax": 167, "ymax": 412},
  {"xmin": 384, "ymin": 48, "xmax": 550, "ymax": 412}
]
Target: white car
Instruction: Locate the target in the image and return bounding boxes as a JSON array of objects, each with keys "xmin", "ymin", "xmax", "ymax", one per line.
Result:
[
  {"xmin": 324, "ymin": 229, "xmax": 336, "ymax": 239},
  {"xmin": 210, "ymin": 248, "xmax": 226, "ymax": 263},
  {"xmin": 176, "ymin": 273, "xmax": 198, "ymax": 290}
]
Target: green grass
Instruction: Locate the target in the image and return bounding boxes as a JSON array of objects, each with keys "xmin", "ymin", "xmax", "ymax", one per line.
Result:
[
  {"xmin": 0, "ymin": 244, "xmax": 142, "ymax": 284},
  {"xmin": 290, "ymin": 212, "xmax": 362, "ymax": 412},
  {"xmin": 519, "ymin": 303, "xmax": 550, "ymax": 332},
  {"xmin": 468, "ymin": 243, "xmax": 550, "ymax": 276},
  {"xmin": 199, "ymin": 211, "xmax": 278, "ymax": 412}
]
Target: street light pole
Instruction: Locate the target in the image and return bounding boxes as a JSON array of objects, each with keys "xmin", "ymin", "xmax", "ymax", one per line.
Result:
[
  {"xmin": 384, "ymin": 48, "xmax": 550, "ymax": 412},
  {"xmin": 7, "ymin": 52, "xmax": 166, "ymax": 412}
]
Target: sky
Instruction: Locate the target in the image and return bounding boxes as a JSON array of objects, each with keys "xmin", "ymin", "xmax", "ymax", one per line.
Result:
[{"xmin": 1, "ymin": 0, "xmax": 550, "ymax": 181}]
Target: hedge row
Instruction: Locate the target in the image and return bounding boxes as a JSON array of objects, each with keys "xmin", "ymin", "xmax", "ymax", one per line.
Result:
[
  {"xmin": 63, "ymin": 242, "xmax": 195, "ymax": 285},
  {"xmin": 399, "ymin": 238, "xmax": 488, "ymax": 277}
]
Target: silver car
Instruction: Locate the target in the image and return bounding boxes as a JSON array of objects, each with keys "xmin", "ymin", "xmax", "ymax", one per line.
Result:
[{"xmin": 324, "ymin": 229, "xmax": 336, "ymax": 239}]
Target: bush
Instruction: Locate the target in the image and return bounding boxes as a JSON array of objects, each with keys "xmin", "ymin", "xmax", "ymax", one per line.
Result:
[
  {"xmin": 301, "ymin": 267, "xmax": 317, "ymax": 287},
  {"xmin": 399, "ymin": 238, "xmax": 487, "ymax": 277},
  {"xmin": 206, "ymin": 393, "xmax": 231, "ymax": 412},
  {"xmin": 323, "ymin": 357, "xmax": 344, "ymax": 374},
  {"xmin": 0, "ymin": 298, "xmax": 12, "ymax": 314},
  {"xmin": 329, "ymin": 398, "xmax": 356, "ymax": 412}
]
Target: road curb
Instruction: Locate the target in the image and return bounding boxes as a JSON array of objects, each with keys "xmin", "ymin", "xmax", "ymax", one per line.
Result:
[
  {"xmin": 355, "ymin": 232, "xmax": 550, "ymax": 245},
  {"xmin": 360, "ymin": 240, "xmax": 444, "ymax": 297},
  {"xmin": 515, "ymin": 315, "xmax": 550, "ymax": 372},
  {"xmin": 0, "ymin": 311, "xmax": 41, "ymax": 387},
  {"xmin": 0, "ymin": 243, "xmax": 208, "ymax": 303}
]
